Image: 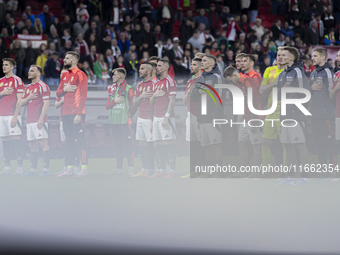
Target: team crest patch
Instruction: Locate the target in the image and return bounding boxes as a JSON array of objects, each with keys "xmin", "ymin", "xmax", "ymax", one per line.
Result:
[
  {"xmin": 27, "ymin": 89, "xmax": 30, "ymax": 94},
  {"xmin": 0, "ymin": 82, "xmax": 3, "ymax": 87},
  {"xmin": 34, "ymin": 88, "xmax": 37, "ymax": 93},
  {"xmin": 9, "ymin": 82, "xmax": 12, "ymax": 87},
  {"xmin": 139, "ymin": 86, "xmax": 142, "ymax": 91},
  {"xmin": 147, "ymin": 86, "xmax": 150, "ymax": 91},
  {"xmin": 71, "ymin": 77, "xmax": 74, "ymax": 82}
]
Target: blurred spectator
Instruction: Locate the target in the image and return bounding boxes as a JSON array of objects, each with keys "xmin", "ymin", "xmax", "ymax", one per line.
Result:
[
  {"xmin": 195, "ymin": 8, "xmax": 209, "ymax": 28},
  {"xmin": 94, "ymin": 53, "xmax": 110, "ymax": 85},
  {"xmin": 138, "ymin": 0, "xmax": 153, "ymax": 21},
  {"xmin": 0, "ymin": 38, "xmax": 9, "ymax": 77},
  {"xmin": 249, "ymin": 0, "xmax": 259, "ymax": 23},
  {"xmin": 303, "ymin": 57, "xmax": 315, "ymax": 77},
  {"xmin": 239, "ymin": 14, "xmax": 251, "ymax": 35},
  {"xmin": 143, "ymin": 23, "xmax": 155, "ymax": 47},
  {"xmin": 188, "ymin": 30, "xmax": 203, "ymax": 52},
  {"xmin": 324, "ymin": 5, "xmax": 335, "ymax": 31},
  {"xmin": 324, "ymin": 28, "xmax": 340, "ymax": 45},
  {"xmin": 60, "ymin": 15, "xmax": 74, "ymax": 37},
  {"xmin": 90, "ymin": 45, "xmax": 98, "ymax": 65},
  {"xmin": 139, "ymin": 51, "xmax": 150, "ymax": 64},
  {"xmin": 125, "ymin": 52, "xmax": 139, "ymax": 85},
  {"xmin": 207, "ymin": 4, "xmax": 220, "ymax": 37},
  {"xmin": 73, "ymin": 15, "xmax": 89, "ymax": 38},
  {"xmin": 239, "ymin": 33, "xmax": 249, "ymax": 52},
  {"xmin": 182, "ymin": 49, "xmax": 192, "ymax": 71},
  {"xmin": 210, "ymin": 42, "xmax": 221, "ymax": 56},
  {"xmin": 199, "ymin": 27, "xmax": 214, "ymax": 45},
  {"xmin": 252, "ymin": 19, "xmax": 264, "ymax": 42},
  {"xmin": 202, "ymin": 38, "xmax": 213, "ymax": 55},
  {"xmin": 21, "ymin": 19, "xmax": 35, "ymax": 34},
  {"xmin": 281, "ymin": 21, "xmax": 294, "ymax": 40},
  {"xmin": 216, "ymin": 54, "xmax": 225, "ymax": 75},
  {"xmin": 167, "ymin": 37, "xmax": 183, "ymax": 63},
  {"xmin": 221, "ymin": 6, "xmax": 232, "ymax": 27},
  {"xmin": 87, "ymin": 33, "xmax": 99, "ymax": 49},
  {"xmin": 59, "ymin": 40, "xmax": 73, "ymax": 59},
  {"xmin": 61, "ymin": 0, "xmax": 77, "ymax": 23},
  {"xmin": 334, "ymin": 0, "xmax": 340, "ymax": 25},
  {"xmin": 100, "ymin": 33, "xmax": 112, "ymax": 54},
  {"xmin": 7, "ymin": 17, "xmax": 18, "ymax": 36},
  {"xmin": 17, "ymin": 13, "xmax": 27, "ymax": 30},
  {"xmin": 33, "ymin": 18, "xmax": 44, "ymax": 35},
  {"xmin": 76, "ymin": 2, "xmax": 90, "ymax": 22},
  {"xmin": 123, "ymin": 43, "xmax": 137, "ymax": 63},
  {"xmin": 36, "ymin": 49, "xmax": 48, "ymax": 81},
  {"xmin": 83, "ymin": 61, "xmax": 96, "ymax": 84},
  {"xmin": 6, "ymin": 2, "xmax": 14, "ymax": 17},
  {"xmin": 292, "ymin": 19, "xmax": 305, "ymax": 44},
  {"xmin": 106, "ymin": 0, "xmax": 121, "ymax": 33},
  {"xmin": 157, "ymin": 0, "xmax": 174, "ymax": 39},
  {"xmin": 271, "ymin": 0, "xmax": 282, "ymax": 15},
  {"xmin": 48, "ymin": 27, "xmax": 61, "ymax": 52},
  {"xmin": 225, "ymin": 50, "xmax": 234, "ymax": 66},
  {"xmin": 75, "ymin": 33, "xmax": 90, "ymax": 56},
  {"xmin": 169, "ymin": 0, "xmax": 183, "ymax": 21},
  {"xmin": 287, "ymin": 3, "xmax": 301, "ymax": 26},
  {"xmin": 226, "ymin": 16, "xmax": 241, "ymax": 45},
  {"xmin": 307, "ymin": 20, "xmax": 319, "ymax": 45},
  {"xmin": 61, "ymin": 29, "xmax": 74, "ymax": 48},
  {"xmin": 111, "ymin": 38, "xmax": 122, "ymax": 58},
  {"xmin": 310, "ymin": 13, "xmax": 324, "ymax": 39},
  {"xmin": 173, "ymin": 57, "xmax": 188, "ymax": 84},
  {"xmin": 271, "ymin": 20, "xmax": 281, "ymax": 41},
  {"xmin": 24, "ymin": 40, "xmax": 36, "ymax": 77},
  {"xmin": 12, "ymin": 40, "xmax": 25, "ymax": 77},
  {"xmin": 117, "ymin": 31, "xmax": 130, "ymax": 54},
  {"xmin": 48, "ymin": 42, "xmax": 57, "ymax": 55},
  {"xmin": 88, "ymin": 0, "xmax": 104, "ymax": 21},
  {"xmin": 112, "ymin": 55, "xmax": 125, "ymax": 69},
  {"xmin": 106, "ymin": 24, "xmax": 118, "ymax": 40},
  {"xmin": 51, "ymin": 17, "xmax": 62, "ymax": 37},
  {"xmin": 38, "ymin": 5, "xmax": 55, "ymax": 34},
  {"xmin": 153, "ymin": 39, "xmax": 166, "ymax": 58},
  {"xmin": 131, "ymin": 23, "xmax": 143, "ymax": 51},
  {"xmin": 260, "ymin": 55, "xmax": 271, "ymax": 74},
  {"xmin": 44, "ymin": 52, "xmax": 61, "ymax": 87},
  {"xmin": 154, "ymin": 24, "xmax": 166, "ymax": 44},
  {"xmin": 106, "ymin": 48, "xmax": 115, "ymax": 72},
  {"xmin": 1, "ymin": 28, "xmax": 12, "ymax": 49}
]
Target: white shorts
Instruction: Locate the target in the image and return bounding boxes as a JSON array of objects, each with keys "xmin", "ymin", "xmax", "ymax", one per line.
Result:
[
  {"xmin": 336, "ymin": 118, "xmax": 340, "ymax": 140},
  {"xmin": 0, "ymin": 116, "xmax": 22, "ymax": 137},
  {"xmin": 186, "ymin": 112, "xmax": 200, "ymax": 142},
  {"xmin": 27, "ymin": 122, "xmax": 49, "ymax": 141},
  {"xmin": 200, "ymin": 122, "xmax": 222, "ymax": 147},
  {"xmin": 238, "ymin": 125, "xmax": 262, "ymax": 144},
  {"xmin": 60, "ymin": 121, "xmax": 66, "ymax": 142},
  {"xmin": 136, "ymin": 117, "xmax": 153, "ymax": 142},
  {"xmin": 281, "ymin": 121, "xmax": 305, "ymax": 144},
  {"xmin": 152, "ymin": 116, "xmax": 176, "ymax": 141}
]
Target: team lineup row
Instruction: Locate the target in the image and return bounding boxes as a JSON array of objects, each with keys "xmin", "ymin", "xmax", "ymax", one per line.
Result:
[{"xmin": 1, "ymin": 47, "xmax": 340, "ymax": 182}]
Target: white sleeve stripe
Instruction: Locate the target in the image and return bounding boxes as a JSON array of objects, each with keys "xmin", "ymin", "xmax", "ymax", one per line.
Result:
[
  {"xmin": 38, "ymin": 81, "xmax": 48, "ymax": 92},
  {"xmin": 169, "ymin": 91, "xmax": 176, "ymax": 95},
  {"xmin": 166, "ymin": 76, "xmax": 175, "ymax": 87},
  {"xmin": 294, "ymin": 68, "xmax": 303, "ymax": 88},
  {"xmin": 325, "ymin": 68, "xmax": 333, "ymax": 92},
  {"xmin": 42, "ymin": 96, "xmax": 49, "ymax": 99},
  {"xmin": 13, "ymin": 75, "xmax": 23, "ymax": 85}
]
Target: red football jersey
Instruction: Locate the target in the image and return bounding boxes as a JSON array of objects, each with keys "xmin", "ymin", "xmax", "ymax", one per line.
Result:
[
  {"xmin": 245, "ymin": 69, "xmax": 262, "ymax": 88},
  {"xmin": 22, "ymin": 80, "xmax": 50, "ymax": 124},
  {"xmin": 0, "ymin": 75, "xmax": 24, "ymax": 116},
  {"xmin": 56, "ymin": 66, "xmax": 88, "ymax": 116},
  {"xmin": 185, "ymin": 76, "xmax": 200, "ymax": 116},
  {"xmin": 153, "ymin": 75, "xmax": 177, "ymax": 118},
  {"xmin": 134, "ymin": 79, "xmax": 156, "ymax": 119}
]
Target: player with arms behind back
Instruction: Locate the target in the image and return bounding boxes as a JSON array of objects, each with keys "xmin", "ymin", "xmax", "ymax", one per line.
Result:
[
  {"xmin": 21, "ymin": 65, "xmax": 51, "ymax": 176},
  {"xmin": 0, "ymin": 58, "xmax": 24, "ymax": 175}
]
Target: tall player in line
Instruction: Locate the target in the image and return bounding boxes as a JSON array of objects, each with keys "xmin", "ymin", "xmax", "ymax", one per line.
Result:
[
  {"xmin": 150, "ymin": 59, "xmax": 177, "ymax": 178},
  {"xmin": 181, "ymin": 57, "xmax": 202, "ymax": 178},
  {"xmin": 276, "ymin": 46, "xmax": 310, "ymax": 185},
  {"xmin": 260, "ymin": 48, "xmax": 287, "ymax": 168},
  {"xmin": 56, "ymin": 51, "xmax": 89, "ymax": 177},
  {"xmin": 0, "ymin": 58, "xmax": 24, "ymax": 175},
  {"xmin": 242, "ymin": 54, "xmax": 262, "ymax": 87},
  {"xmin": 131, "ymin": 63, "xmax": 156, "ymax": 177},
  {"xmin": 310, "ymin": 48, "xmax": 336, "ymax": 171},
  {"xmin": 20, "ymin": 65, "xmax": 51, "ymax": 176}
]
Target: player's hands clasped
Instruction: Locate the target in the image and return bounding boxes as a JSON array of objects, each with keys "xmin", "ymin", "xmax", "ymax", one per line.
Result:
[
  {"xmin": 27, "ymin": 91, "xmax": 39, "ymax": 100},
  {"xmin": 153, "ymin": 89, "xmax": 165, "ymax": 98},
  {"xmin": 140, "ymin": 90, "xmax": 153, "ymax": 99}
]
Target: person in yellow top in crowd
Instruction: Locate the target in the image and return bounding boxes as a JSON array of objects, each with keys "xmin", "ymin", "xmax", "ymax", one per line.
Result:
[
  {"xmin": 259, "ymin": 47, "xmax": 287, "ymax": 169},
  {"xmin": 36, "ymin": 49, "xmax": 48, "ymax": 82}
]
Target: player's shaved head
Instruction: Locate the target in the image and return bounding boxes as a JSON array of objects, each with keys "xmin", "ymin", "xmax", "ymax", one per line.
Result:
[
  {"xmin": 66, "ymin": 51, "xmax": 80, "ymax": 61},
  {"xmin": 141, "ymin": 62, "xmax": 153, "ymax": 71},
  {"xmin": 158, "ymin": 59, "xmax": 170, "ymax": 70},
  {"xmin": 195, "ymin": 53, "xmax": 205, "ymax": 59},
  {"xmin": 30, "ymin": 65, "xmax": 42, "ymax": 74},
  {"xmin": 149, "ymin": 56, "xmax": 160, "ymax": 63},
  {"xmin": 113, "ymin": 68, "xmax": 127, "ymax": 77}
]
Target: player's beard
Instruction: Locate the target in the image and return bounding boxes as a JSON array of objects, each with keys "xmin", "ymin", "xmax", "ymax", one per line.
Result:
[{"xmin": 64, "ymin": 63, "xmax": 72, "ymax": 69}]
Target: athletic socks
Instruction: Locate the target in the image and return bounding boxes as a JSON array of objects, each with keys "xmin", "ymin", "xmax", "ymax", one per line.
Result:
[
  {"xmin": 43, "ymin": 150, "xmax": 50, "ymax": 169},
  {"xmin": 30, "ymin": 151, "xmax": 39, "ymax": 169},
  {"xmin": 12, "ymin": 139, "xmax": 23, "ymax": 167},
  {"xmin": 148, "ymin": 143, "xmax": 155, "ymax": 170},
  {"xmin": 156, "ymin": 144, "xmax": 167, "ymax": 170},
  {"xmin": 2, "ymin": 140, "xmax": 11, "ymax": 167},
  {"xmin": 167, "ymin": 144, "xmax": 177, "ymax": 171},
  {"xmin": 140, "ymin": 146, "xmax": 148, "ymax": 169}
]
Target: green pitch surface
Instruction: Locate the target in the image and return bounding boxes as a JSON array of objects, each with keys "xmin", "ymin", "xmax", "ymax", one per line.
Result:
[{"xmin": 0, "ymin": 157, "xmax": 340, "ymax": 254}]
